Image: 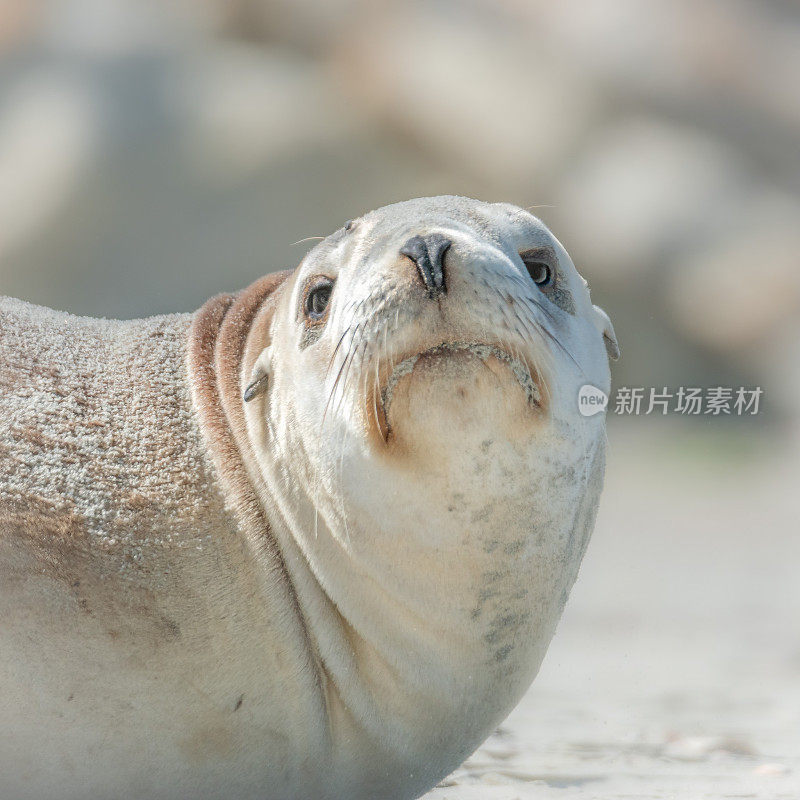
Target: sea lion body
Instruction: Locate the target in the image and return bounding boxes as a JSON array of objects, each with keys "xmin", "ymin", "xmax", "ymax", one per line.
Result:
[
  {"xmin": 0, "ymin": 288, "xmax": 330, "ymax": 799},
  {"xmin": 0, "ymin": 197, "xmax": 617, "ymax": 800}
]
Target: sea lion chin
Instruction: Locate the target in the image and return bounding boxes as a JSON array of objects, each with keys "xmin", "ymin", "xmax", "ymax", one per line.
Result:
[
  {"xmin": 372, "ymin": 341, "xmax": 545, "ymax": 456},
  {"xmin": 1, "ymin": 195, "xmax": 617, "ymax": 800}
]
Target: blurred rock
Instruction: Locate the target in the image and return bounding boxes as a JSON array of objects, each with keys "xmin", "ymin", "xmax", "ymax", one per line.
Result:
[
  {"xmin": 333, "ymin": 1, "xmax": 599, "ymax": 195},
  {"xmin": 39, "ymin": 0, "xmax": 183, "ymax": 55},
  {"xmin": 0, "ymin": 70, "xmax": 97, "ymax": 258},
  {"xmin": 554, "ymin": 118, "xmax": 750, "ymax": 281},
  {"xmin": 0, "ymin": 0, "xmax": 39, "ymax": 50},
  {"xmin": 666, "ymin": 193, "xmax": 800, "ymax": 352},
  {"xmin": 169, "ymin": 44, "xmax": 357, "ymax": 178},
  {"xmin": 522, "ymin": 0, "xmax": 800, "ymax": 133},
  {"xmin": 203, "ymin": 0, "xmax": 359, "ymax": 53}
]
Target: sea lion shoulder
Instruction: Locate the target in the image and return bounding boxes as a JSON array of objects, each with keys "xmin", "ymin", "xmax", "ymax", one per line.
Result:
[{"xmin": 0, "ymin": 294, "xmax": 207, "ymax": 564}]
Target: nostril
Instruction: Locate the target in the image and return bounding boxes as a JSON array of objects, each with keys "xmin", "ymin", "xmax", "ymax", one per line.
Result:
[{"xmin": 400, "ymin": 233, "xmax": 452, "ymax": 299}]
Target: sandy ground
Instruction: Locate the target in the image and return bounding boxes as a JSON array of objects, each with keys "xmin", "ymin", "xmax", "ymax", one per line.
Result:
[{"xmin": 425, "ymin": 425, "xmax": 800, "ymax": 799}]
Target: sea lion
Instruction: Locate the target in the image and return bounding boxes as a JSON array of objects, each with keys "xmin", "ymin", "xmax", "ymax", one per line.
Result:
[{"xmin": 0, "ymin": 196, "xmax": 618, "ymax": 800}]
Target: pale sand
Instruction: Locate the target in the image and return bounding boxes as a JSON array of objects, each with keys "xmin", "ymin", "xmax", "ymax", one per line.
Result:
[{"xmin": 426, "ymin": 425, "xmax": 800, "ymax": 799}]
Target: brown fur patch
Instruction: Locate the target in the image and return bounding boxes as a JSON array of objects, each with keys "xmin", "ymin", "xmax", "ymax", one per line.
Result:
[
  {"xmin": 186, "ymin": 272, "xmax": 299, "ymax": 585},
  {"xmin": 187, "ymin": 272, "xmax": 291, "ymax": 555}
]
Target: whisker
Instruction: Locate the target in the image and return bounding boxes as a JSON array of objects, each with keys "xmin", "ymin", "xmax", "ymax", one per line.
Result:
[
  {"xmin": 326, "ymin": 324, "xmax": 352, "ymax": 380},
  {"xmin": 514, "ymin": 291, "xmax": 589, "ymax": 380},
  {"xmin": 323, "ymin": 323, "xmax": 359, "ymax": 427},
  {"xmin": 372, "ymin": 348, "xmax": 382, "ymax": 436},
  {"xmin": 332, "ymin": 323, "xmax": 366, "ymax": 420}
]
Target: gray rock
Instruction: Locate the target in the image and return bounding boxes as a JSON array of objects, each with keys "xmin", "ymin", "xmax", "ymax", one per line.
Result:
[
  {"xmin": 332, "ymin": 2, "xmax": 599, "ymax": 194},
  {"xmin": 554, "ymin": 118, "xmax": 753, "ymax": 281}
]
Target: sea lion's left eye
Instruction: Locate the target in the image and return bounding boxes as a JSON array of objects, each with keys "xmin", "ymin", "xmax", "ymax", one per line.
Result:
[
  {"xmin": 527, "ymin": 262, "xmax": 552, "ymax": 287},
  {"xmin": 520, "ymin": 249, "xmax": 556, "ymax": 289},
  {"xmin": 304, "ymin": 278, "xmax": 334, "ymax": 321}
]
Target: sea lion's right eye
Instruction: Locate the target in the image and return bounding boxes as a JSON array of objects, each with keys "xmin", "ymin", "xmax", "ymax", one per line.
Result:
[{"xmin": 303, "ymin": 278, "xmax": 334, "ymax": 322}]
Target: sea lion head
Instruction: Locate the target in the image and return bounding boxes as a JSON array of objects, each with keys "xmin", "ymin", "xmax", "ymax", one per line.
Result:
[{"xmin": 247, "ymin": 196, "xmax": 616, "ymax": 492}]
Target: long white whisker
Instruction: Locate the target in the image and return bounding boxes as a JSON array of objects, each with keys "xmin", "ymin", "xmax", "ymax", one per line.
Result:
[{"xmin": 291, "ymin": 236, "xmax": 325, "ymax": 246}]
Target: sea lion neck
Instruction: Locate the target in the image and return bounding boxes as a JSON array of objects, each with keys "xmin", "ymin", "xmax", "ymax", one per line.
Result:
[{"xmin": 188, "ymin": 271, "xmax": 384, "ymax": 771}]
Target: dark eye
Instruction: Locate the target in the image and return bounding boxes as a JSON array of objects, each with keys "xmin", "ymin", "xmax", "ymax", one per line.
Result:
[
  {"xmin": 526, "ymin": 261, "xmax": 552, "ymax": 287},
  {"xmin": 304, "ymin": 278, "xmax": 333, "ymax": 321}
]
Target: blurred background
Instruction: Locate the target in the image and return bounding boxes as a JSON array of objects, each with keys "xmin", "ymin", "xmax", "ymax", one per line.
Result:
[{"xmin": 1, "ymin": 0, "xmax": 798, "ymax": 797}]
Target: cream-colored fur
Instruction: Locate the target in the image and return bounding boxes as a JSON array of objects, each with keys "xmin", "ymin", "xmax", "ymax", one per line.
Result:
[{"xmin": 0, "ymin": 196, "xmax": 615, "ymax": 800}]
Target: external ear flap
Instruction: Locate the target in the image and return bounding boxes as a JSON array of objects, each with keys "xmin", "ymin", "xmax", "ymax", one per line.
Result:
[
  {"xmin": 593, "ymin": 304, "xmax": 620, "ymax": 361},
  {"xmin": 243, "ymin": 346, "xmax": 272, "ymax": 402}
]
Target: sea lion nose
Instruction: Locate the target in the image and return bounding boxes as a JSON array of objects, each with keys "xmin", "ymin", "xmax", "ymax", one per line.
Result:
[{"xmin": 400, "ymin": 233, "xmax": 452, "ymax": 299}]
